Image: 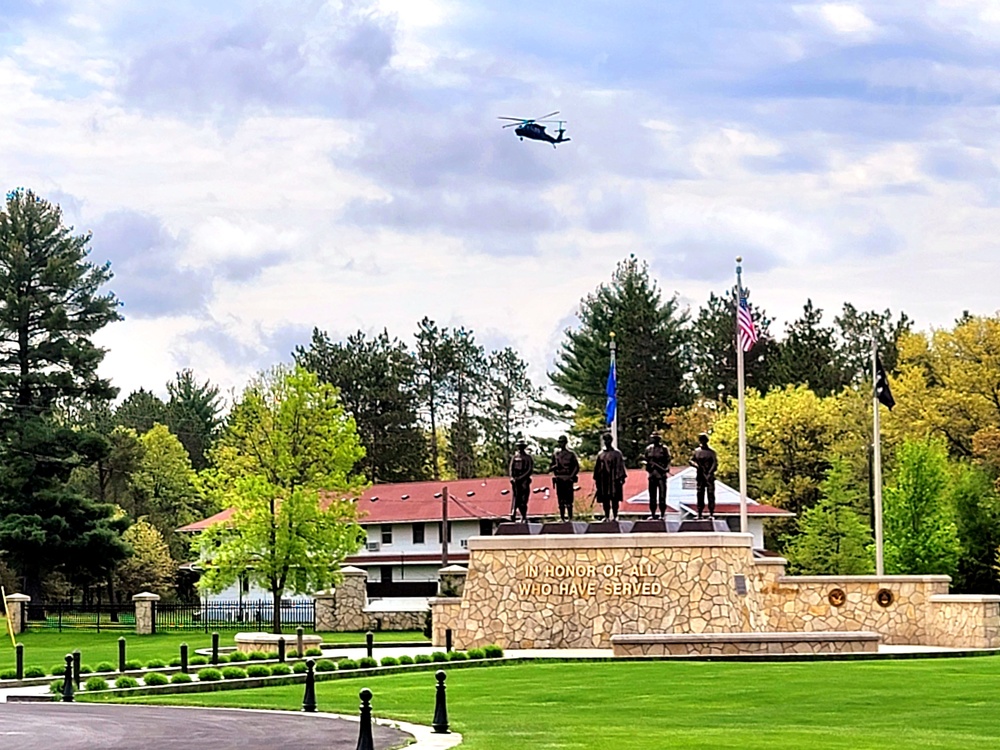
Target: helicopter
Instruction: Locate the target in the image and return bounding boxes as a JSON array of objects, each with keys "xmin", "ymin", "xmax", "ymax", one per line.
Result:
[{"xmin": 498, "ymin": 111, "xmax": 570, "ymax": 147}]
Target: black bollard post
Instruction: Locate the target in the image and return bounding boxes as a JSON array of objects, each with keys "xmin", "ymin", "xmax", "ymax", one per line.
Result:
[
  {"xmin": 180, "ymin": 643, "xmax": 188, "ymax": 674},
  {"xmin": 278, "ymin": 637, "xmax": 286, "ymax": 663},
  {"xmin": 302, "ymin": 659, "xmax": 317, "ymax": 713},
  {"xmin": 445, "ymin": 629, "xmax": 453, "ymax": 654},
  {"xmin": 212, "ymin": 632, "xmax": 220, "ymax": 665},
  {"xmin": 356, "ymin": 688, "xmax": 375, "ymax": 750},
  {"xmin": 432, "ymin": 670, "xmax": 450, "ymax": 734},
  {"xmin": 72, "ymin": 650, "xmax": 81, "ymax": 687},
  {"xmin": 61, "ymin": 655, "xmax": 74, "ymax": 703},
  {"xmin": 366, "ymin": 630, "xmax": 374, "ymax": 659},
  {"xmin": 15, "ymin": 643, "xmax": 24, "ymax": 681},
  {"xmin": 118, "ymin": 637, "xmax": 126, "ymax": 673}
]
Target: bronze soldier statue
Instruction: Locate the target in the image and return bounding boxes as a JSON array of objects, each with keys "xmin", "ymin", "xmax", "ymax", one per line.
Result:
[
  {"xmin": 644, "ymin": 433, "xmax": 671, "ymax": 520},
  {"xmin": 690, "ymin": 432, "xmax": 718, "ymax": 519},
  {"xmin": 509, "ymin": 439, "xmax": 534, "ymax": 522},
  {"xmin": 551, "ymin": 435, "xmax": 580, "ymax": 522},
  {"xmin": 593, "ymin": 433, "xmax": 627, "ymax": 521}
]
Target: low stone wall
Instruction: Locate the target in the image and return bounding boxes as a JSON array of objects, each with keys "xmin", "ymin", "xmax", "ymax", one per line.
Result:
[
  {"xmin": 927, "ymin": 595, "xmax": 1000, "ymax": 649},
  {"xmin": 611, "ymin": 631, "xmax": 880, "ymax": 657},
  {"xmin": 235, "ymin": 632, "xmax": 322, "ymax": 653},
  {"xmin": 763, "ymin": 575, "xmax": 950, "ymax": 645},
  {"xmin": 367, "ymin": 610, "xmax": 425, "ymax": 631}
]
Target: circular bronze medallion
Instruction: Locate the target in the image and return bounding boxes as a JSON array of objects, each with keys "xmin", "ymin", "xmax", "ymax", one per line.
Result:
[
  {"xmin": 876, "ymin": 588, "xmax": 894, "ymax": 607},
  {"xmin": 828, "ymin": 588, "xmax": 846, "ymax": 607}
]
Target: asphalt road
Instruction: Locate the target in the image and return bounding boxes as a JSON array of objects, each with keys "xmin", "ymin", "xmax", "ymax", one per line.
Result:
[{"xmin": 0, "ymin": 703, "xmax": 412, "ymax": 750}]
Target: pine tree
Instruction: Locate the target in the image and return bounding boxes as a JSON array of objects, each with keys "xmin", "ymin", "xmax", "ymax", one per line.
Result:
[
  {"xmin": 165, "ymin": 369, "xmax": 222, "ymax": 470},
  {"xmin": 775, "ymin": 299, "xmax": 845, "ymax": 396},
  {"xmin": 550, "ymin": 256, "xmax": 691, "ymax": 465},
  {"xmin": 0, "ymin": 189, "xmax": 127, "ymax": 598}
]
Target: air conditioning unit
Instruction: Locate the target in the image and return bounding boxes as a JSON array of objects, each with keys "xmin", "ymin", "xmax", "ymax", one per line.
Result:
[
  {"xmin": 460, "ymin": 539, "xmax": 468, "ymax": 549},
  {"xmin": 366, "ymin": 541, "xmax": 380, "ymax": 552}
]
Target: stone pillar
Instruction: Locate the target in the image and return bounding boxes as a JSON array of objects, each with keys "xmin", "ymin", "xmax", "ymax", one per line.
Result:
[
  {"xmin": 132, "ymin": 592, "xmax": 160, "ymax": 635},
  {"xmin": 438, "ymin": 565, "xmax": 468, "ymax": 597},
  {"xmin": 4, "ymin": 594, "xmax": 30, "ymax": 636},
  {"xmin": 313, "ymin": 566, "xmax": 369, "ymax": 632}
]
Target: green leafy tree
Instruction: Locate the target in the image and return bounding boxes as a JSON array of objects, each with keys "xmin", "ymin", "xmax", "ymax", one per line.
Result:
[
  {"xmin": 784, "ymin": 459, "xmax": 874, "ymax": 575},
  {"xmin": 70, "ymin": 425, "xmax": 145, "ymax": 511},
  {"xmin": 883, "ymin": 439, "xmax": 961, "ymax": 577},
  {"xmin": 198, "ymin": 366, "xmax": 366, "ymax": 632},
  {"xmin": 115, "ymin": 519, "xmax": 175, "ymax": 599},
  {"xmin": 550, "ymin": 256, "xmax": 691, "ymax": 465},
  {"xmin": 949, "ymin": 462, "xmax": 1000, "ymax": 594},
  {"xmin": 774, "ymin": 300, "xmax": 844, "ymax": 396},
  {"xmin": 295, "ymin": 328, "xmax": 428, "ymax": 483},
  {"xmin": 690, "ymin": 287, "xmax": 779, "ymax": 401},
  {"xmin": 133, "ymin": 424, "xmax": 205, "ymax": 560},
  {"xmin": 165, "ymin": 370, "xmax": 223, "ymax": 470},
  {"xmin": 0, "ymin": 189, "xmax": 127, "ymax": 598}
]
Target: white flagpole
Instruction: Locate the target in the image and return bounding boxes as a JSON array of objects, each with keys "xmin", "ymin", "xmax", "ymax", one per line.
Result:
[
  {"xmin": 872, "ymin": 332, "xmax": 885, "ymax": 576},
  {"xmin": 736, "ymin": 258, "xmax": 749, "ymax": 535},
  {"xmin": 610, "ymin": 333, "xmax": 619, "ymax": 450}
]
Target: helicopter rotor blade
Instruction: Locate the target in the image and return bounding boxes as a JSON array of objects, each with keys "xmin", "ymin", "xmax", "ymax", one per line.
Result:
[
  {"xmin": 498, "ymin": 117, "xmax": 528, "ymax": 121},
  {"xmin": 536, "ymin": 111, "xmax": 560, "ymax": 120},
  {"xmin": 501, "ymin": 122, "xmax": 521, "ymax": 129}
]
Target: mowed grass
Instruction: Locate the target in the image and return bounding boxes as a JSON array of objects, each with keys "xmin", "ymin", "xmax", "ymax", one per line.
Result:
[
  {"xmin": 0, "ymin": 630, "xmax": 426, "ymax": 672},
  {"xmin": 124, "ymin": 658, "xmax": 1000, "ymax": 750}
]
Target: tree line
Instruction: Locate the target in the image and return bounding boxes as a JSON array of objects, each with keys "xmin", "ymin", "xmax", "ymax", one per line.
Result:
[{"xmin": 2, "ymin": 188, "xmax": 999, "ymax": 615}]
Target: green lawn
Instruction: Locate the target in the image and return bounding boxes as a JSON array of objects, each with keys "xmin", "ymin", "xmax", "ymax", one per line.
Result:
[
  {"xmin": 122, "ymin": 658, "xmax": 1000, "ymax": 750},
  {"xmin": 1, "ymin": 630, "xmax": 426, "ymax": 672}
]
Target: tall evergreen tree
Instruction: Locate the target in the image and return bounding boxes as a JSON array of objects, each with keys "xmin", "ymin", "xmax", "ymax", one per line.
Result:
[
  {"xmin": 165, "ymin": 369, "xmax": 222, "ymax": 470},
  {"xmin": 690, "ymin": 286, "xmax": 779, "ymax": 401},
  {"xmin": 833, "ymin": 303, "xmax": 911, "ymax": 383},
  {"xmin": 414, "ymin": 317, "xmax": 452, "ymax": 480},
  {"xmin": 115, "ymin": 388, "xmax": 168, "ymax": 434},
  {"xmin": 774, "ymin": 299, "xmax": 844, "ymax": 396},
  {"xmin": 0, "ymin": 189, "xmax": 128, "ymax": 598},
  {"xmin": 550, "ymin": 256, "xmax": 691, "ymax": 465},
  {"xmin": 480, "ymin": 347, "xmax": 539, "ymax": 475},
  {"xmin": 295, "ymin": 328, "xmax": 429, "ymax": 483},
  {"xmin": 445, "ymin": 327, "xmax": 486, "ymax": 479}
]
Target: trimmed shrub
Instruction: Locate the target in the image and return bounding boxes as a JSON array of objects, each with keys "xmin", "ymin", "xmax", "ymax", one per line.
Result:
[
  {"xmin": 397, "ymin": 655, "xmax": 414, "ymax": 665},
  {"xmin": 115, "ymin": 676, "xmax": 140, "ymax": 689},
  {"xmin": 222, "ymin": 666, "xmax": 248, "ymax": 680},
  {"xmin": 447, "ymin": 651, "xmax": 469, "ymax": 661},
  {"xmin": 336, "ymin": 659, "xmax": 358, "ymax": 670},
  {"xmin": 95, "ymin": 662, "xmax": 115, "ymax": 673},
  {"xmin": 286, "ymin": 649, "xmax": 300, "ymax": 659},
  {"xmin": 414, "ymin": 654, "xmax": 432, "ymax": 665},
  {"xmin": 270, "ymin": 663, "xmax": 292, "ymax": 676},
  {"xmin": 246, "ymin": 664, "xmax": 271, "ymax": 678},
  {"xmin": 50, "ymin": 664, "xmax": 66, "ymax": 676},
  {"xmin": 189, "ymin": 656, "xmax": 208, "ymax": 666},
  {"xmin": 79, "ymin": 665, "xmax": 93, "ymax": 675},
  {"xmin": 169, "ymin": 657, "xmax": 182, "ymax": 667},
  {"xmin": 431, "ymin": 651, "xmax": 448, "ymax": 663},
  {"xmin": 304, "ymin": 647, "xmax": 323, "ymax": 657},
  {"xmin": 466, "ymin": 648, "xmax": 486, "ymax": 660},
  {"xmin": 170, "ymin": 672, "xmax": 193, "ymax": 684},
  {"xmin": 214, "ymin": 653, "xmax": 231, "ymax": 664},
  {"xmin": 292, "ymin": 661, "xmax": 308, "ymax": 674},
  {"xmin": 145, "ymin": 658, "xmax": 166, "ymax": 669},
  {"xmin": 358, "ymin": 657, "xmax": 378, "ymax": 669},
  {"xmin": 49, "ymin": 679, "xmax": 64, "ymax": 694},
  {"xmin": 84, "ymin": 676, "xmax": 109, "ymax": 691},
  {"xmin": 315, "ymin": 659, "xmax": 336, "ymax": 673},
  {"xmin": 143, "ymin": 672, "xmax": 168, "ymax": 686},
  {"xmin": 197, "ymin": 668, "xmax": 223, "ymax": 682},
  {"xmin": 247, "ymin": 651, "xmax": 269, "ymax": 661},
  {"xmin": 380, "ymin": 656, "xmax": 399, "ymax": 667},
  {"xmin": 0, "ymin": 668, "xmax": 17, "ymax": 679},
  {"xmin": 24, "ymin": 666, "xmax": 46, "ymax": 678},
  {"xmin": 124, "ymin": 659, "xmax": 142, "ymax": 671},
  {"xmin": 483, "ymin": 644, "xmax": 504, "ymax": 658}
]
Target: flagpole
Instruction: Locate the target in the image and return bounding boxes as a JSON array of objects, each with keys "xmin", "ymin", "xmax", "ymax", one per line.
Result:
[
  {"xmin": 872, "ymin": 330, "xmax": 885, "ymax": 576},
  {"xmin": 736, "ymin": 258, "xmax": 749, "ymax": 535},
  {"xmin": 609, "ymin": 333, "xmax": 618, "ymax": 450}
]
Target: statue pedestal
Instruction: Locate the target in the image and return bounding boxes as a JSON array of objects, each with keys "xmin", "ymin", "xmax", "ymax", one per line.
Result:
[
  {"xmin": 678, "ymin": 519, "xmax": 729, "ymax": 533},
  {"xmin": 630, "ymin": 519, "xmax": 677, "ymax": 533},
  {"xmin": 540, "ymin": 521, "xmax": 589, "ymax": 535},
  {"xmin": 586, "ymin": 520, "xmax": 633, "ymax": 534},
  {"xmin": 495, "ymin": 522, "xmax": 542, "ymax": 536}
]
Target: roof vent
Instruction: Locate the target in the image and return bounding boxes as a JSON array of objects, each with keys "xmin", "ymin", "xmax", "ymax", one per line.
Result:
[
  {"xmin": 501, "ymin": 489, "xmax": 509, "ymax": 495},
  {"xmin": 434, "ymin": 492, "xmax": 442, "ymax": 498},
  {"xmin": 467, "ymin": 491, "xmax": 475, "ymax": 496},
  {"xmin": 369, "ymin": 496, "xmax": 378, "ymax": 502},
  {"xmin": 401, "ymin": 494, "xmax": 409, "ymax": 500}
]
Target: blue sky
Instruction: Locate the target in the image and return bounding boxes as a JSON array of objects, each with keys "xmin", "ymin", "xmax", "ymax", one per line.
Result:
[{"xmin": 3, "ymin": 0, "xmax": 1000, "ymax": 400}]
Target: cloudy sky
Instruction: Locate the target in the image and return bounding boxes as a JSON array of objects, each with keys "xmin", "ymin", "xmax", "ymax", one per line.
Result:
[{"xmin": 3, "ymin": 0, "xmax": 1000, "ymax": 402}]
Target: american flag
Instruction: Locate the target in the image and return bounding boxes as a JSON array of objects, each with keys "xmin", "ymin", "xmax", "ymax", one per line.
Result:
[{"xmin": 737, "ymin": 295, "xmax": 758, "ymax": 352}]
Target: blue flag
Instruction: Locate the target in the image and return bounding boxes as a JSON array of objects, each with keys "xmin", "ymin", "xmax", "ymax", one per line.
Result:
[{"xmin": 605, "ymin": 358, "xmax": 617, "ymax": 425}]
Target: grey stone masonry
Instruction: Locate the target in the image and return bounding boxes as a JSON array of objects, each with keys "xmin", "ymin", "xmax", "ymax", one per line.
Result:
[
  {"xmin": 438, "ymin": 565, "xmax": 468, "ymax": 597},
  {"xmin": 314, "ymin": 566, "xmax": 369, "ymax": 632},
  {"xmin": 132, "ymin": 592, "xmax": 160, "ymax": 635}
]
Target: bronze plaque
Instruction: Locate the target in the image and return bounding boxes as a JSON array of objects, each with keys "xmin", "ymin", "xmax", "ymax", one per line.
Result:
[
  {"xmin": 876, "ymin": 588, "xmax": 894, "ymax": 607},
  {"xmin": 828, "ymin": 588, "xmax": 846, "ymax": 607}
]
